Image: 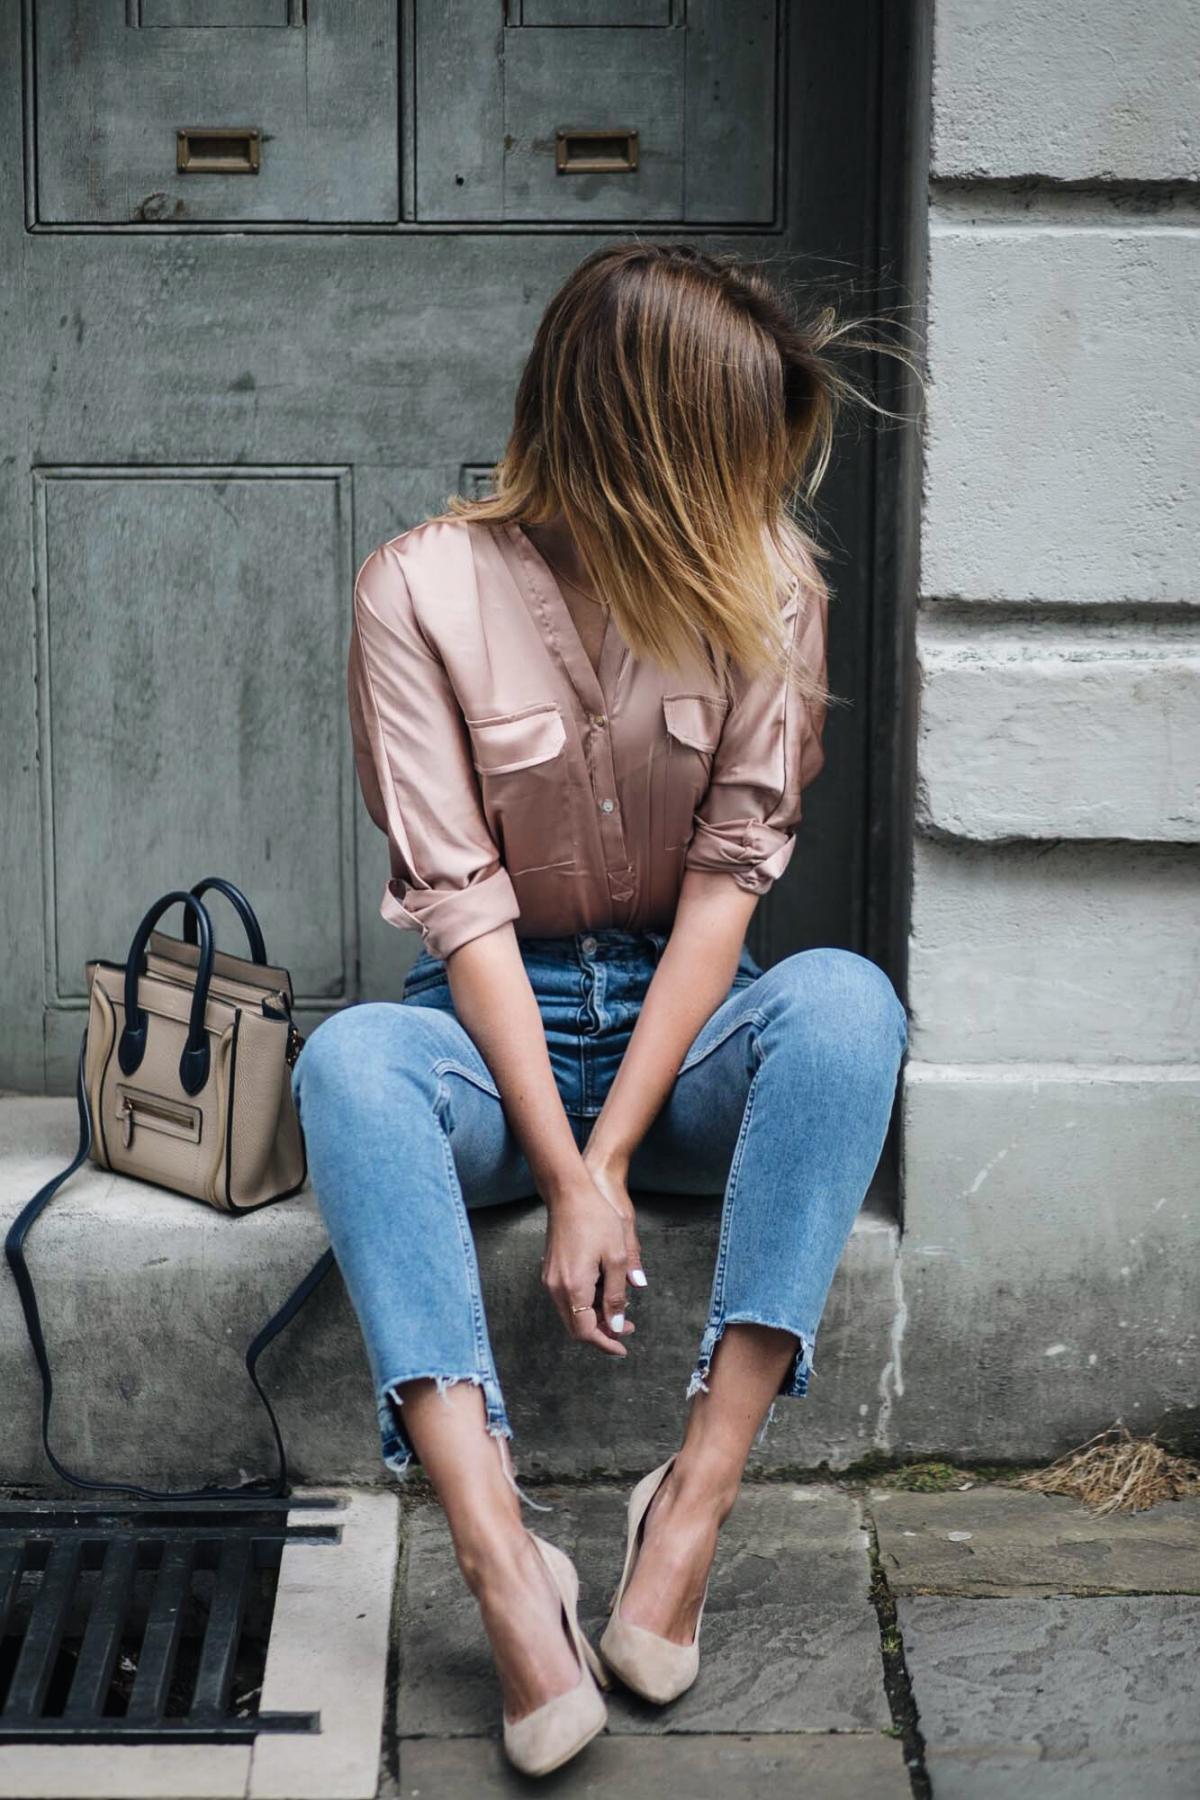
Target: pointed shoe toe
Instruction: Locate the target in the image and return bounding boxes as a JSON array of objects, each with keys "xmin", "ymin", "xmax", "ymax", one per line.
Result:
[
  {"xmin": 597, "ymin": 1608, "xmax": 700, "ymax": 1705},
  {"xmin": 597, "ymin": 1457, "xmax": 709, "ymax": 1706},
  {"xmin": 503, "ymin": 1669, "xmax": 607, "ymax": 1778},
  {"xmin": 501, "ymin": 1534, "xmax": 609, "ymax": 1779}
]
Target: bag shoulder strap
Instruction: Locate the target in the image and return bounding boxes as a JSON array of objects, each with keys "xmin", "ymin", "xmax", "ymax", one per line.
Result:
[{"xmin": 4, "ymin": 1029, "xmax": 336, "ymax": 1503}]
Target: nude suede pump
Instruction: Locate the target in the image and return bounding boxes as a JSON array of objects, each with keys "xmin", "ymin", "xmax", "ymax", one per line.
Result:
[
  {"xmin": 598, "ymin": 1457, "xmax": 709, "ymax": 1705},
  {"xmin": 502, "ymin": 1534, "xmax": 609, "ymax": 1778}
]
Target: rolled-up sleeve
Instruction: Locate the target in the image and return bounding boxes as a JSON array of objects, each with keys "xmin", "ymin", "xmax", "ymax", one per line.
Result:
[
  {"xmin": 683, "ymin": 574, "xmax": 829, "ymax": 895},
  {"xmin": 348, "ymin": 542, "xmax": 520, "ymax": 961}
]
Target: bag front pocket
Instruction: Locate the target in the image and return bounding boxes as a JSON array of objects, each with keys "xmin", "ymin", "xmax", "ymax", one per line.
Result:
[
  {"xmin": 662, "ymin": 693, "xmax": 726, "ymax": 851},
  {"xmin": 464, "ymin": 702, "xmax": 575, "ymax": 875},
  {"xmin": 114, "ymin": 1083, "xmax": 202, "ymax": 1150}
]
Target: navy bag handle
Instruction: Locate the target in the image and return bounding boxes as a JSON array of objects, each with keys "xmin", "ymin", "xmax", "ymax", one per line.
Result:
[
  {"xmin": 181, "ymin": 875, "xmax": 268, "ymax": 968},
  {"xmin": 117, "ymin": 889, "xmax": 216, "ymax": 1096}
]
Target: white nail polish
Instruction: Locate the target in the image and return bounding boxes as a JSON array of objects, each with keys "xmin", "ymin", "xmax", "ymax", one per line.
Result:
[
  {"xmin": 630, "ymin": 1269, "xmax": 648, "ymax": 1288},
  {"xmin": 610, "ymin": 1312, "xmax": 626, "ymax": 1333}
]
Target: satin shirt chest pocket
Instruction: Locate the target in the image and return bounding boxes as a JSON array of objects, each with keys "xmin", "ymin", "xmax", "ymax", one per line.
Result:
[
  {"xmin": 463, "ymin": 700, "xmax": 575, "ymax": 876},
  {"xmin": 661, "ymin": 692, "xmax": 727, "ymax": 852}
]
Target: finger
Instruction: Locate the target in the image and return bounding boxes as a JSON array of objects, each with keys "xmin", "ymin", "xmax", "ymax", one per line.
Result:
[
  {"xmin": 570, "ymin": 1296, "xmax": 627, "ymax": 1357},
  {"xmin": 549, "ymin": 1273, "xmax": 592, "ymax": 1339},
  {"xmin": 619, "ymin": 1215, "xmax": 647, "ymax": 1288},
  {"xmin": 600, "ymin": 1262, "xmax": 629, "ymax": 1338},
  {"xmin": 577, "ymin": 1315, "xmax": 628, "ymax": 1357},
  {"xmin": 565, "ymin": 1288, "xmax": 600, "ymax": 1341},
  {"xmin": 594, "ymin": 1275, "xmax": 633, "ymax": 1342},
  {"xmin": 548, "ymin": 1287, "xmax": 575, "ymax": 1336}
]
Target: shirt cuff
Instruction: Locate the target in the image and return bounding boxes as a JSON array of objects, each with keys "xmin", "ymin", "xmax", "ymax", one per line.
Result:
[
  {"xmin": 380, "ymin": 865, "xmax": 521, "ymax": 961},
  {"xmin": 683, "ymin": 817, "xmax": 798, "ymax": 895}
]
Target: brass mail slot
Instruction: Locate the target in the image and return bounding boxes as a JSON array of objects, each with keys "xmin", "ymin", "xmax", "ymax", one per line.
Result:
[
  {"xmin": 555, "ymin": 129, "xmax": 639, "ymax": 174},
  {"xmin": 176, "ymin": 127, "xmax": 262, "ymax": 174}
]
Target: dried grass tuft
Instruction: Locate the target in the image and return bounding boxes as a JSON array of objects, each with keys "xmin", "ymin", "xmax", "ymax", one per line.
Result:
[{"xmin": 1014, "ymin": 1424, "xmax": 1200, "ymax": 1516}]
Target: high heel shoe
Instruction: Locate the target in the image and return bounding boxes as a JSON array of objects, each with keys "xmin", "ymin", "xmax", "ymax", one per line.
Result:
[
  {"xmin": 598, "ymin": 1456, "xmax": 710, "ymax": 1705},
  {"xmin": 501, "ymin": 1533, "xmax": 610, "ymax": 1778}
]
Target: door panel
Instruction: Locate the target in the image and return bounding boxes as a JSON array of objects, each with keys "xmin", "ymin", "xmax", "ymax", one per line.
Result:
[
  {"xmin": 139, "ymin": 3, "xmax": 295, "ymax": 24},
  {"xmin": 503, "ymin": 27, "xmax": 684, "ymax": 222},
  {"xmin": 415, "ymin": 0, "xmax": 778, "ymax": 224},
  {"xmin": 32, "ymin": 0, "xmax": 399, "ymax": 223},
  {"xmin": 35, "ymin": 469, "xmax": 354, "ymax": 1065},
  {"xmin": 4, "ymin": 0, "xmax": 888, "ymax": 1089},
  {"xmin": 520, "ymin": 3, "xmax": 672, "ymax": 24}
]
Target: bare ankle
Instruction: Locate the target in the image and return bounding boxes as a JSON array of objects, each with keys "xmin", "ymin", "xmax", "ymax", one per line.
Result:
[
  {"xmin": 454, "ymin": 1511, "xmax": 537, "ymax": 1596},
  {"xmin": 663, "ymin": 1452, "xmax": 741, "ymax": 1526}
]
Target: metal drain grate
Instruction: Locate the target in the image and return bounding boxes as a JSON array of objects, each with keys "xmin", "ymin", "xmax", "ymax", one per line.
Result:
[{"xmin": 0, "ymin": 1497, "xmax": 338, "ymax": 1744}]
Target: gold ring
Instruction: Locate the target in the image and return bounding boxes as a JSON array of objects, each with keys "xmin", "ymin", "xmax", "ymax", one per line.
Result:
[{"xmin": 570, "ymin": 1303, "xmax": 591, "ymax": 1314}]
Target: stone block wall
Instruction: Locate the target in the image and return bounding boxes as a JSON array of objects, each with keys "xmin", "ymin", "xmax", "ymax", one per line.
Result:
[{"xmin": 894, "ymin": 1, "xmax": 1199, "ymax": 1457}]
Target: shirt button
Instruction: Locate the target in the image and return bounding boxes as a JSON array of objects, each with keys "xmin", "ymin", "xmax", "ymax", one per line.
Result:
[
  {"xmin": 592, "ymin": 713, "xmax": 607, "ymax": 727},
  {"xmin": 599, "ymin": 798, "xmax": 615, "ymax": 813}
]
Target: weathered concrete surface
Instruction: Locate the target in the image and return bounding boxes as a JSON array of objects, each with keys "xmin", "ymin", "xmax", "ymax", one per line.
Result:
[
  {"xmin": 474, "ymin": 1195, "xmax": 900, "ymax": 1480},
  {"xmin": 916, "ymin": 620, "xmax": 1200, "ymax": 840},
  {"xmin": 0, "ymin": 1747, "xmax": 252, "ymax": 1800},
  {"xmin": 870, "ymin": 1484, "xmax": 1200, "ymax": 1596},
  {"xmin": 396, "ymin": 1485, "xmax": 890, "ymax": 1738},
  {"xmin": 909, "ymin": 841, "xmax": 1200, "ymax": 1063},
  {"xmin": 895, "ymin": 1065, "xmax": 1200, "ymax": 1460},
  {"xmin": 392, "ymin": 1733, "xmax": 913, "ymax": 1799},
  {"xmin": 921, "ymin": 231, "xmax": 1200, "ymax": 604},
  {"xmin": 899, "ymin": 1595, "xmax": 1200, "ymax": 1785},
  {"xmin": 932, "ymin": 1, "xmax": 1200, "ymax": 180},
  {"xmin": 0, "ymin": 1095, "xmax": 899, "ymax": 1488},
  {"xmin": 920, "ymin": 1748, "xmax": 1200, "ymax": 1800}
]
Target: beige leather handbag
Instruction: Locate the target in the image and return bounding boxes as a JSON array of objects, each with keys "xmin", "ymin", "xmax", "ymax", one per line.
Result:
[
  {"xmin": 7, "ymin": 878, "xmax": 335, "ymax": 1502},
  {"xmin": 84, "ymin": 882, "xmax": 307, "ymax": 1210}
]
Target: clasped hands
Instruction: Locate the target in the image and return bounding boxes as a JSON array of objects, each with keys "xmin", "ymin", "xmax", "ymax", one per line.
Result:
[{"xmin": 539, "ymin": 1147, "xmax": 647, "ymax": 1358}]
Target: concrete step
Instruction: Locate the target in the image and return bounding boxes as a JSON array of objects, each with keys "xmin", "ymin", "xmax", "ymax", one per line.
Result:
[{"xmin": 0, "ymin": 1096, "xmax": 901, "ymax": 1491}]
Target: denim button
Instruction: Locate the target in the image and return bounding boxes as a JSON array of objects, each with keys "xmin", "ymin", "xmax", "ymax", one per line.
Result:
[{"xmin": 580, "ymin": 935, "xmax": 598, "ymax": 955}]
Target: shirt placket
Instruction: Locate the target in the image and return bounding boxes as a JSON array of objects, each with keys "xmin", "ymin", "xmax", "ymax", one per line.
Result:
[
  {"xmin": 508, "ymin": 525, "xmax": 637, "ymax": 918},
  {"xmin": 587, "ymin": 687, "xmax": 636, "ymax": 913}
]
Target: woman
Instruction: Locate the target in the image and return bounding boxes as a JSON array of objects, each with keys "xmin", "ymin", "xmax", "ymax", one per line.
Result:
[{"xmin": 292, "ymin": 241, "xmax": 909, "ymax": 1778}]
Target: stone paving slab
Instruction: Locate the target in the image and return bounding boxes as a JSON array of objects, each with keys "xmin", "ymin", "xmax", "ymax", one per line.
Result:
[
  {"xmin": 898, "ymin": 1594, "xmax": 1200, "ymax": 1758},
  {"xmin": 922, "ymin": 1747, "xmax": 1200, "ymax": 1800},
  {"xmin": 396, "ymin": 1483, "xmax": 890, "ymax": 1739},
  {"xmin": 392, "ymin": 1732, "xmax": 913, "ymax": 1798},
  {"xmin": 870, "ymin": 1484, "xmax": 1200, "ymax": 1596}
]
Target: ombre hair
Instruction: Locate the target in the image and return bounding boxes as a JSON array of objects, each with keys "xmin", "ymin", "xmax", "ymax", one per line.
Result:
[{"xmin": 431, "ymin": 241, "xmax": 913, "ymax": 701}]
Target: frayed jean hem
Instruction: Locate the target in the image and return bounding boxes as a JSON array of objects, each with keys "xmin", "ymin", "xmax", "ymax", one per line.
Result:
[
  {"xmin": 685, "ymin": 1313, "xmax": 816, "ymax": 1405},
  {"xmin": 376, "ymin": 1369, "xmax": 512, "ymax": 1479}
]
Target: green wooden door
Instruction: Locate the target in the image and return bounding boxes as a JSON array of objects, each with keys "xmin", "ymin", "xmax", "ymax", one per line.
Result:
[{"xmin": 1, "ymin": 0, "xmax": 890, "ymax": 1090}]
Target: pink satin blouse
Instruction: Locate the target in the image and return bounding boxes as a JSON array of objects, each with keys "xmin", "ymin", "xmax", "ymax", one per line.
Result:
[{"xmin": 348, "ymin": 516, "xmax": 828, "ymax": 962}]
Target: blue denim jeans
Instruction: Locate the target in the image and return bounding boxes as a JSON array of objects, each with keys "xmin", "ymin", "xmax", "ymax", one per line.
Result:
[{"xmin": 290, "ymin": 929, "xmax": 908, "ymax": 1478}]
